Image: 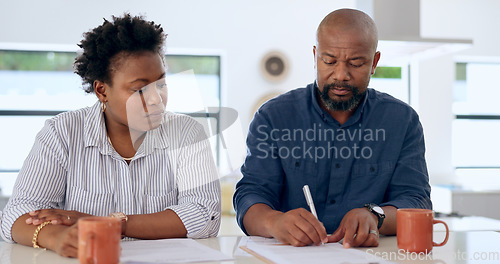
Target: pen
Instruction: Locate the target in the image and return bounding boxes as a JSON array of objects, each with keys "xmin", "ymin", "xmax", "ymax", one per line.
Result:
[
  {"xmin": 302, "ymin": 185, "xmax": 318, "ymax": 219},
  {"xmin": 303, "ymin": 185, "xmax": 325, "ymax": 245}
]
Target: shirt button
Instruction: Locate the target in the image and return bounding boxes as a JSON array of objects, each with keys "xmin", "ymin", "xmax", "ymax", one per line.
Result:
[
  {"xmin": 370, "ymin": 167, "xmax": 375, "ymax": 172},
  {"xmin": 329, "ymin": 199, "xmax": 336, "ymax": 204},
  {"xmin": 335, "ymin": 163, "xmax": 341, "ymax": 168}
]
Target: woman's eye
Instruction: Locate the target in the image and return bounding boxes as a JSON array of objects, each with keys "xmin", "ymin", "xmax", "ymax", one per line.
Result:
[{"xmin": 136, "ymin": 86, "xmax": 147, "ymax": 93}]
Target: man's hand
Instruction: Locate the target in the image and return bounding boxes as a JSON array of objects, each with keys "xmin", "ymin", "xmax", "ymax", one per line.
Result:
[
  {"xmin": 267, "ymin": 208, "xmax": 328, "ymax": 247},
  {"xmin": 327, "ymin": 208, "xmax": 379, "ymax": 248},
  {"xmin": 26, "ymin": 209, "xmax": 91, "ymax": 226}
]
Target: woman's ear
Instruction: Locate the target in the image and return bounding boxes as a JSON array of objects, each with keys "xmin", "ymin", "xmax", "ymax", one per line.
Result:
[{"xmin": 94, "ymin": 80, "xmax": 107, "ymax": 102}]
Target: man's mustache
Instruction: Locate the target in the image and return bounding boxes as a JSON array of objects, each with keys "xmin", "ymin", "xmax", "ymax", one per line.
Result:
[{"xmin": 323, "ymin": 82, "xmax": 358, "ymax": 92}]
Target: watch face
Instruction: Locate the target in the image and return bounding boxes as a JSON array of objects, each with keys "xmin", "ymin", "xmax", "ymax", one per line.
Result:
[{"xmin": 373, "ymin": 206, "xmax": 384, "ymax": 215}]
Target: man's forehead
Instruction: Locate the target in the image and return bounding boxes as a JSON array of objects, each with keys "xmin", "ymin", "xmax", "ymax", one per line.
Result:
[
  {"xmin": 317, "ymin": 28, "xmax": 377, "ymax": 54},
  {"xmin": 317, "ymin": 38, "xmax": 374, "ymax": 55}
]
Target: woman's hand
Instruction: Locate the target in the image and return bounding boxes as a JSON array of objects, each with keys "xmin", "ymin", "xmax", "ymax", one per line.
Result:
[
  {"xmin": 50, "ymin": 224, "xmax": 80, "ymax": 258},
  {"xmin": 26, "ymin": 209, "xmax": 92, "ymax": 226}
]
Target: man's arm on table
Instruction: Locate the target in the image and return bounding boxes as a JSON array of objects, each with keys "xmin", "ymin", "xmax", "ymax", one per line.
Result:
[
  {"xmin": 243, "ymin": 203, "xmax": 327, "ymax": 246},
  {"xmin": 321, "ymin": 205, "xmax": 394, "ymax": 248},
  {"xmin": 379, "ymin": 206, "xmax": 397, "ymax": 235},
  {"xmin": 330, "ymin": 109, "xmax": 431, "ymax": 247},
  {"xmin": 243, "ymin": 203, "xmax": 393, "ymax": 247}
]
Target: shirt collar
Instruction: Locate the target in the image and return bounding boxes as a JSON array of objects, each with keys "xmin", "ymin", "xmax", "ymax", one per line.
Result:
[
  {"xmin": 310, "ymin": 81, "xmax": 369, "ymax": 127},
  {"xmin": 83, "ymin": 101, "xmax": 108, "ymax": 151},
  {"xmin": 141, "ymin": 115, "xmax": 170, "ymax": 156},
  {"xmin": 83, "ymin": 101, "xmax": 169, "ymax": 158},
  {"xmin": 310, "ymin": 81, "xmax": 328, "ymax": 121}
]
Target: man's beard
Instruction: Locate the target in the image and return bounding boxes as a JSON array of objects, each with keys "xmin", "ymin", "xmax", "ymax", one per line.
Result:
[{"xmin": 318, "ymin": 82, "xmax": 366, "ymax": 112}]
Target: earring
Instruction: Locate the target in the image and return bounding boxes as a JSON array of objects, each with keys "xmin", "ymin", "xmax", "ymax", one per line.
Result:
[{"xmin": 101, "ymin": 101, "xmax": 107, "ymax": 112}]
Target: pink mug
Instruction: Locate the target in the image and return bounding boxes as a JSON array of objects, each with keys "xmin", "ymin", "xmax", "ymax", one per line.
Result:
[
  {"xmin": 397, "ymin": 209, "xmax": 449, "ymax": 253},
  {"xmin": 78, "ymin": 216, "xmax": 121, "ymax": 264}
]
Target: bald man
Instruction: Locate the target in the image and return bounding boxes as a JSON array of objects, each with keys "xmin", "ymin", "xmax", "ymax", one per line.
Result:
[{"xmin": 233, "ymin": 9, "xmax": 431, "ymax": 248}]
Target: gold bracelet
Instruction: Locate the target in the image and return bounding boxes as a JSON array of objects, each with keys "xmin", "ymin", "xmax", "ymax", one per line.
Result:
[{"xmin": 32, "ymin": 221, "xmax": 51, "ymax": 249}]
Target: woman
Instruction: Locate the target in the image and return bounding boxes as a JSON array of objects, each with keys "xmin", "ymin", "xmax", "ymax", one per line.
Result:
[{"xmin": 0, "ymin": 14, "xmax": 221, "ymax": 257}]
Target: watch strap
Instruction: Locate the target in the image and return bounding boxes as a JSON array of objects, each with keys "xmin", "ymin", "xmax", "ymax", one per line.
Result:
[
  {"xmin": 364, "ymin": 203, "xmax": 385, "ymax": 229},
  {"xmin": 109, "ymin": 212, "xmax": 128, "ymax": 236}
]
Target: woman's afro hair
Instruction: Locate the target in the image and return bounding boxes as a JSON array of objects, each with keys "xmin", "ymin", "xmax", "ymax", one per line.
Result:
[{"xmin": 74, "ymin": 13, "xmax": 166, "ymax": 93}]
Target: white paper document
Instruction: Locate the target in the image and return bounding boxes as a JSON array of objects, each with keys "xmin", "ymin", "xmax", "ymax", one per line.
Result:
[
  {"xmin": 235, "ymin": 236, "xmax": 284, "ymax": 257},
  {"xmin": 241, "ymin": 236, "xmax": 395, "ymax": 264},
  {"xmin": 120, "ymin": 238, "xmax": 233, "ymax": 263}
]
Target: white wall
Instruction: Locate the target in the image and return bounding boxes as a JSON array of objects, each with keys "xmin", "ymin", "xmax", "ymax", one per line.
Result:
[
  {"xmin": 0, "ymin": 0, "xmax": 356, "ymax": 131},
  {"xmin": 418, "ymin": 0, "xmax": 500, "ymax": 185},
  {"xmin": 421, "ymin": 0, "xmax": 500, "ymax": 57},
  {"xmin": 411, "ymin": 54, "xmax": 455, "ymax": 185}
]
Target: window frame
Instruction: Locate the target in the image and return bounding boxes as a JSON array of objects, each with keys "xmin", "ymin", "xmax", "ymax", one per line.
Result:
[
  {"xmin": 0, "ymin": 44, "xmax": 224, "ymax": 173},
  {"xmin": 452, "ymin": 56, "xmax": 500, "ymax": 170}
]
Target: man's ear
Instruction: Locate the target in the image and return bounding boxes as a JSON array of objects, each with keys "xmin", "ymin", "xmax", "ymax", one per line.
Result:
[
  {"xmin": 371, "ymin": 51, "xmax": 381, "ymax": 75},
  {"xmin": 94, "ymin": 80, "xmax": 107, "ymax": 102},
  {"xmin": 313, "ymin": 46, "xmax": 317, "ymax": 68}
]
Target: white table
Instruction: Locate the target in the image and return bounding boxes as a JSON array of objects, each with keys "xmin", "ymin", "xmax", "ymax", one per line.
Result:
[
  {"xmin": 361, "ymin": 231, "xmax": 500, "ymax": 264},
  {"xmin": 0, "ymin": 231, "xmax": 499, "ymax": 264}
]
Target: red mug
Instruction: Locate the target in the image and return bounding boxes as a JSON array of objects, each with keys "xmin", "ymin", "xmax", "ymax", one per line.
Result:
[
  {"xmin": 78, "ymin": 216, "xmax": 122, "ymax": 264},
  {"xmin": 397, "ymin": 209, "xmax": 449, "ymax": 253}
]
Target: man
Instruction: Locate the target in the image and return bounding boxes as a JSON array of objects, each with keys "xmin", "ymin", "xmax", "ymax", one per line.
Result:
[{"xmin": 233, "ymin": 8, "xmax": 432, "ymax": 248}]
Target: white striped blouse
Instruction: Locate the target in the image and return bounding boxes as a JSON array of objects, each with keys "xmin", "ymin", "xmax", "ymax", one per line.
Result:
[{"xmin": 0, "ymin": 101, "xmax": 221, "ymax": 242}]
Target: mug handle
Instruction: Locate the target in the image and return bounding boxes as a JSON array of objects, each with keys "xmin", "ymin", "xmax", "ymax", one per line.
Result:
[
  {"xmin": 85, "ymin": 233, "xmax": 96, "ymax": 264},
  {"xmin": 433, "ymin": 219, "xmax": 449, "ymax": 247}
]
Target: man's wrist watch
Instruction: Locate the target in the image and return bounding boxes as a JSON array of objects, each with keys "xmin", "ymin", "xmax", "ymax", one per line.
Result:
[{"xmin": 364, "ymin": 203, "xmax": 385, "ymax": 229}]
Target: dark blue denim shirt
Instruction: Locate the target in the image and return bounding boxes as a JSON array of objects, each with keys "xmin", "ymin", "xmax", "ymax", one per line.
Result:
[{"xmin": 233, "ymin": 82, "xmax": 432, "ymax": 235}]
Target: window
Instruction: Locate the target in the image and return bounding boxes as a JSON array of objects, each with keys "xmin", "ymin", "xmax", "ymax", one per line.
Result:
[
  {"xmin": 370, "ymin": 65, "xmax": 408, "ymax": 103},
  {"xmin": 452, "ymin": 60, "xmax": 500, "ymax": 188},
  {"xmin": 0, "ymin": 47, "xmax": 223, "ymax": 196}
]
